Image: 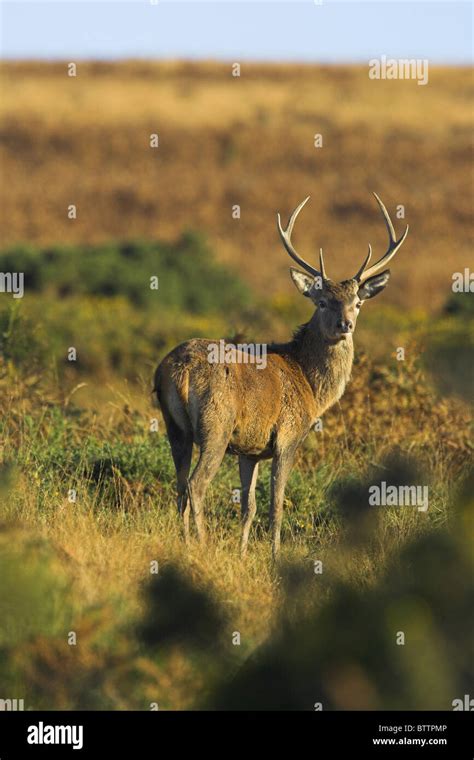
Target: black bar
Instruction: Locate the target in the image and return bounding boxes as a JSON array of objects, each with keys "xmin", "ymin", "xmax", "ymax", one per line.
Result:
[{"xmin": 0, "ymin": 711, "xmax": 472, "ymax": 758}]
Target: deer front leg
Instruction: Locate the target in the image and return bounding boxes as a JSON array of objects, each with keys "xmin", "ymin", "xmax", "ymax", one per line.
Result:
[
  {"xmin": 239, "ymin": 455, "xmax": 259, "ymax": 557},
  {"xmin": 270, "ymin": 443, "xmax": 298, "ymax": 561}
]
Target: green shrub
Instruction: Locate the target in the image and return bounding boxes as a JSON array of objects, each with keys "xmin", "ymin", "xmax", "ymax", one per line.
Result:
[
  {"xmin": 0, "ymin": 302, "xmax": 47, "ymax": 370},
  {"xmin": 0, "ymin": 232, "xmax": 252, "ymax": 316}
]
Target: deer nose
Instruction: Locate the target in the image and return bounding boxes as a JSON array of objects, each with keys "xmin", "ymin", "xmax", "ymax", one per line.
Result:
[{"xmin": 337, "ymin": 319, "xmax": 353, "ymax": 333}]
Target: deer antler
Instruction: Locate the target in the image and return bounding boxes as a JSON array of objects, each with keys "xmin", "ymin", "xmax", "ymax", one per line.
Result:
[
  {"xmin": 353, "ymin": 244, "xmax": 372, "ymax": 281},
  {"xmin": 277, "ymin": 197, "xmax": 327, "ymax": 280},
  {"xmin": 355, "ymin": 193, "xmax": 409, "ymax": 282}
]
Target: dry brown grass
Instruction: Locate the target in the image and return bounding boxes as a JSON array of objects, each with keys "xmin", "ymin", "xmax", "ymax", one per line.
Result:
[{"xmin": 1, "ymin": 61, "xmax": 472, "ymax": 310}]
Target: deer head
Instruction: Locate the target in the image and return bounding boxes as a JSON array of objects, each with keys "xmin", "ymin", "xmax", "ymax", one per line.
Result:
[{"xmin": 277, "ymin": 193, "xmax": 409, "ymax": 343}]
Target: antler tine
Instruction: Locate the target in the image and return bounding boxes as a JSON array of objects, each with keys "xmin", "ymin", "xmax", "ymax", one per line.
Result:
[
  {"xmin": 353, "ymin": 244, "xmax": 372, "ymax": 282},
  {"xmin": 277, "ymin": 197, "xmax": 323, "ymax": 279},
  {"xmin": 319, "ymin": 248, "xmax": 327, "ymax": 280},
  {"xmin": 356, "ymin": 193, "xmax": 409, "ymax": 282}
]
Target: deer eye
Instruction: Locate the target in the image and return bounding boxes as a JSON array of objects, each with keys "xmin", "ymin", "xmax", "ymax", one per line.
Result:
[
  {"xmin": 356, "ymin": 301, "xmax": 362, "ymax": 309},
  {"xmin": 318, "ymin": 300, "xmax": 327, "ymax": 309}
]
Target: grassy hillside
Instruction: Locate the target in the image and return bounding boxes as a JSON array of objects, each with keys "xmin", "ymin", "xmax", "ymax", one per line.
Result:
[{"xmin": 0, "ymin": 61, "xmax": 472, "ymax": 310}]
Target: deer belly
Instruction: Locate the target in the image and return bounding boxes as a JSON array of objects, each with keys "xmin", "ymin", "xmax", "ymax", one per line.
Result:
[{"xmin": 228, "ymin": 421, "xmax": 277, "ymax": 458}]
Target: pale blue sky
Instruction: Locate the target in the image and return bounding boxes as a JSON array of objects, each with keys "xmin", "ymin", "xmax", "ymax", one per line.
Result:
[{"xmin": 0, "ymin": 1, "xmax": 472, "ymax": 63}]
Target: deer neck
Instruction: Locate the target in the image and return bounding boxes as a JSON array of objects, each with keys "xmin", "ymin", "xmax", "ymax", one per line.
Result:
[{"xmin": 294, "ymin": 314, "xmax": 354, "ymax": 413}]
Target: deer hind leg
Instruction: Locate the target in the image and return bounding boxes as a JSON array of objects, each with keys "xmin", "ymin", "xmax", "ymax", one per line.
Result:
[
  {"xmin": 239, "ymin": 455, "xmax": 259, "ymax": 557},
  {"xmin": 172, "ymin": 432, "xmax": 193, "ymax": 543},
  {"xmin": 270, "ymin": 443, "xmax": 299, "ymax": 561},
  {"xmin": 187, "ymin": 424, "xmax": 233, "ymax": 545},
  {"xmin": 161, "ymin": 410, "xmax": 193, "ymax": 543}
]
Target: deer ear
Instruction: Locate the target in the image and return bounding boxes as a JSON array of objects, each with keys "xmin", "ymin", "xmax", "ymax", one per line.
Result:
[
  {"xmin": 290, "ymin": 267, "xmax": 316, "ymax": 298},
  {"xmin": 358, "ymin": 269, "xmax": 391, "ymax": 301}
]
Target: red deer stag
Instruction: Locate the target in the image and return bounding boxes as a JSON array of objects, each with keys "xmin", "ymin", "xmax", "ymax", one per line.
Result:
[{"xmin": 154, "ymin": 194, "xmax": 408, "ymax": 559}]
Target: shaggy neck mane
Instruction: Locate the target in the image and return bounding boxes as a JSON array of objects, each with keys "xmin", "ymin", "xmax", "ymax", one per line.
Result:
[
  {"xmin": 268, "ymin": 321, "xmax": 311, "ymax": 356},
  {"xmin": 269, "ymin": 318, "xmax": 349, "ymax": 356},
  {"xmin": 268, "ymin": 318, "xmax": 354, "ymax": 408}
]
